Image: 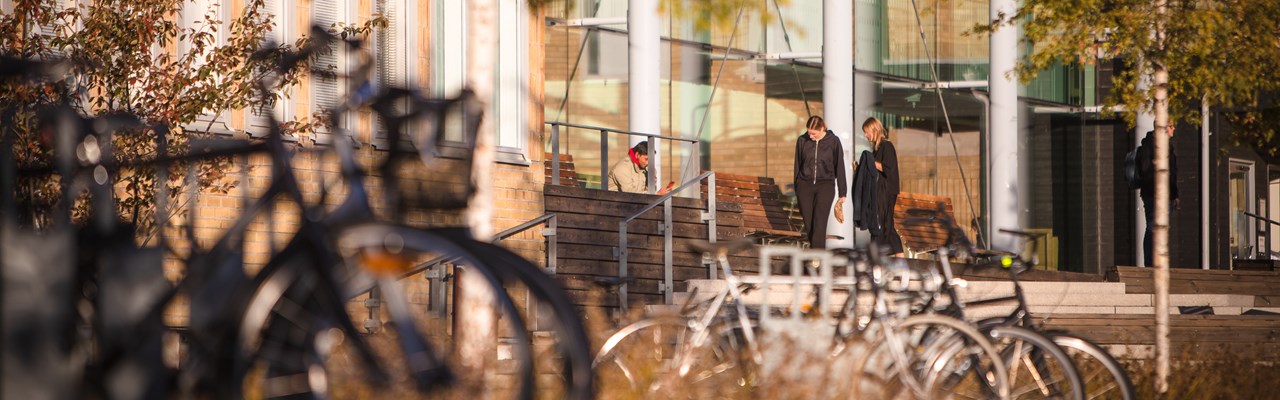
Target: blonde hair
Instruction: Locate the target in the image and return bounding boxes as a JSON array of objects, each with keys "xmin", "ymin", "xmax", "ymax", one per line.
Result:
[{"xmin": 862, "ymin": 117, "xmax": 886, "ymax": 148}]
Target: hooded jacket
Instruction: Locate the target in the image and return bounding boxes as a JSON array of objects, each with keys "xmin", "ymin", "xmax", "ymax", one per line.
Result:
[{"xmin": 793, "ymin": 130, "xmax": 849, "ymax": 197}]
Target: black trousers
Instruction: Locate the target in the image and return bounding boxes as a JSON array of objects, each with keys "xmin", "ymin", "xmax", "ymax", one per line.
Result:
[{"xmin": 796, "ymin": 180, "xmax": 836, "ymax": 249}]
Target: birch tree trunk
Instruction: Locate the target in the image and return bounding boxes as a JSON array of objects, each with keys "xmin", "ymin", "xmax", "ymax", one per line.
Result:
[
  {"xmin": 458, "ymin": 0, "xmax": 497, "ymax": 396},
  {"xmin": 1151, "ymin": 0, "xmax": 1171, "ymax": 393}
]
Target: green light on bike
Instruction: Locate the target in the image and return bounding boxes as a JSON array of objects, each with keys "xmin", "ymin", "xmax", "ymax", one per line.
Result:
[{"xmin": 1001, "ymin": 256, "xmax": 1013, "ymax": 268}]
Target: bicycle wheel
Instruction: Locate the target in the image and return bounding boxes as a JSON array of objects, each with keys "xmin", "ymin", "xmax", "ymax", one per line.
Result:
[
  {"xmin": 328, "ymin": 225, "xmax": 537, "ymax": 399},
  {"xmin": 1047, "ymin": 333, "xmax": 1135, "ymax": 400},
  {"xmin": 850, "ymin": 314, "xmax": 1011, "ymax": 399},
  {"xmin": 593, "ymin": 316, "xmax": 752, "ymax": 397},
  {"xmin": 984, "ymin": 325, "xmax": 1084, "ymax": 400},
  {"xmin": 336, "ymin": 224, "xmax": 594, "ymax": 399}
]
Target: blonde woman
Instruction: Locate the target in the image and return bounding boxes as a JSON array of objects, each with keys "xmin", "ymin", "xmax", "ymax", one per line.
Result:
[
  {"xmin": 792, "ymin": 115, "xmax": 847, "ymax": 249},
  {"xmin": 862, "ymin": 117, "xmax": 903, "ymax": 255}
]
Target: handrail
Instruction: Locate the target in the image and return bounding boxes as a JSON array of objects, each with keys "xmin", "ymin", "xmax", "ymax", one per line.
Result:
[
  {"xmin": 347, "ymin": 213, "xmax": 560, "ymax": 319},
  {"xmin": 617, "ymin": 171, "xmax": 717, "ymax": 305},
  {"xmin": 1243, "ymin": 211, "xmax": 1279, "ymax": 258},
  {"xmin": 1243, "ymin": 211, "xmax": 1280, "ymax": 228},
  {"xmin": 544, "ymin": 121, "xmax": 700, "ymax": 193},
  {"xmin": 494, "ymin": 213, "xmax": 559, "ymax": 273},
  {"xmin": 544, "ymin": 121, "xmax": 699, "ymax": 143}
]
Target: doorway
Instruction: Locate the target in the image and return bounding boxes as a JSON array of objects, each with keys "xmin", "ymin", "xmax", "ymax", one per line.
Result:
[{"xmin": 1229, "ymin": 160, "xmax": 1255, "ymax": 265}]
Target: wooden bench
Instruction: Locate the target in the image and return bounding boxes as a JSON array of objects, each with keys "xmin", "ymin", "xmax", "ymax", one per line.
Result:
[
  {"xmin": 700, "ymin": 172, "xmax": 806, "ymax": 246},
  {"xmin": 893, "ymin": 192, "xmax": 954, "ymax": 257},
  {"xmin": 1108, "ymin": 266, "xmax": 1280, "ymax": 307},
  {"xmin": 543, "ymin": 153, "xmax": 582, "ymax": 188}
]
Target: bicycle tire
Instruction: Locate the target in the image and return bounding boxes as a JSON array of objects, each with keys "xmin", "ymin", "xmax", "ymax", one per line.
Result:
[
  {"xmin": 326, "ymin": 224, "xmax": 538, "ymax": 399},
  {"xmin": 593, "ymin": 316, "xmax": 752, "ymax": 397},
  {"xmin": 338, "ymin": 224, "xmax": 594, "ymax": 400},
  {"xmin": 849, "ymin": 314, "xmax": 1011, "ymax": 399},
  {"xmin": 1047, "ymin": 333, "xmax": 1135, "ymax": 400},
  {"xmin": 429, "ymin": 230, "xmax": 596, "ymax": 400},
  {"xmin": 984, "ymin": 325, "xmax": 1085, "ymax": 400}
]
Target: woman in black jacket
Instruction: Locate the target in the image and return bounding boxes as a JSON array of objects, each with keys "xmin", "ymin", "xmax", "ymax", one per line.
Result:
[
  {"xmin": 862, "ymin": 117, "xmax": 903, "ymax": 255},
  {"xmin": 793, "ymin": 115, "xmax": 847, "ymax": 249}
]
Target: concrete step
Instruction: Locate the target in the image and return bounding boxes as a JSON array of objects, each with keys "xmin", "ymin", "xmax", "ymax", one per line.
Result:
[{"xmin": 678, "ymin": 278, "xmax": 1262, "ymax": 316}]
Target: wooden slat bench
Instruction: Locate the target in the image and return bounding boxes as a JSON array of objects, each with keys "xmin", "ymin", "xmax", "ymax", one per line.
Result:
[
  {"xmin": 894, "ymin": 192, "xmax": 953, "ymax": 257},
  {"xmin": 543, "ymin": 153, "xmax": 582, "ymax": 187},
  {"xmin": 700, "ymin": 172, "xmax": 806, "ymax": 246},
  {"xmin": 1108, "ymin": 266, "xmax": 1280, "ymax": 307}
]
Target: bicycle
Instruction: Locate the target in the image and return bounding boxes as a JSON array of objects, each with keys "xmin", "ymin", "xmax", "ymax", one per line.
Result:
[
  {"xmin": 590, "ymin": 239, "xmax": 761, "ymax": 397},
  {"xmin": 3, "ymin": 27, "xmax": 595, "ymax": 400},
  {"xmin": 830, "ymin": 243, "xmax": 1012, "ymax": 399},
  {"xmin": 903, "ymin": 203, "xmax": 1133, "ymax": 399}
]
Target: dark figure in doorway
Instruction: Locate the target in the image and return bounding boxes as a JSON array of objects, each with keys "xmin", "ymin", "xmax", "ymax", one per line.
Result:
[
  {"xmin": 793, "ymin": 115, "xmax": 847, "ymax": 249},
  {"xmin": 1137, "ymin": 127, "xmax": 1180, "ymax": 267},
  {"xmin": 863, "ymin": 117, "xmax": 903, "ymax": 255}
]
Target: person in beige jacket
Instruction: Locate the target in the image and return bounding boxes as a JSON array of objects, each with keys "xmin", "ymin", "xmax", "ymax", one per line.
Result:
[{"xmin": 609, "ymin": 142, "xmax": 672, "ymax": 195}]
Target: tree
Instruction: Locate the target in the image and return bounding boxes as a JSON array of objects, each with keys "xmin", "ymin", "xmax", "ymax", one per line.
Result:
[
  {"xmin": 977, "ymin": 0, "xmax": 1280, "ymax": 392},
  {"xmin": 0, "ymin": 0, "xmax": 339, "ymax": 237}
]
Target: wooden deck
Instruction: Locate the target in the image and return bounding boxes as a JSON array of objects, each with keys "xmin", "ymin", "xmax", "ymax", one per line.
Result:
[
  {"xmin": 1037, "ymin": 313, "xmax": 1280, "ymax": 360},
  {"xmin": 544, "ymin": 185, "xmax": 756, "ymax": 309}
]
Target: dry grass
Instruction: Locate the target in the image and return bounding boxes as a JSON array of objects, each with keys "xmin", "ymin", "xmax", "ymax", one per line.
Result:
[
  {"xmin": 1127, "ymin": 349, "xmax": 1280, "ymax": 399},
  {"xmin": 273, "ymin": 284, "xmax": 1280, "ymax": 399}
]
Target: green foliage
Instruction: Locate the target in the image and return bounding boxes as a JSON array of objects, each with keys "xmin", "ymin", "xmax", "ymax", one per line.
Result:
[
  {"xmin": 974, "ymin": 0, "xmax": 1280, "ymax": 137},
  {"xmin": 660, "ymin": 0, "xmax": 789, "ymax": 34},
  {"xmin": 0, "ymin": 0, "xmax": 361, "ymax": 236}
]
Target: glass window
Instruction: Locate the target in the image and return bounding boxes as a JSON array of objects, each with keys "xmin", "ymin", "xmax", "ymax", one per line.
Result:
[
  {"xmin": 248, "ymin": 0, "xmax": 293, "ymax": 137},
  {"xmin": 311, "ymin": 0, "xmax": 346, "ymax": 140},
  {"xmin": 494, "ymin": 0, "xmax": 527, "ymax": 160}
]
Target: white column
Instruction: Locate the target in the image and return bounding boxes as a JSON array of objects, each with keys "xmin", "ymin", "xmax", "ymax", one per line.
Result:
[
  {"xmin": 1134, "ymin": 83, "xmax": 1154, "ymax": 267},
  {"xmin": 989, "ymin": 0, "xmax": 1020, "ymax": 252},
  {"xmin": 629, "ymin": 0, "xmax": 661, "ymax": 188},
  {"xmin": 824, "ymin": 0, "xmax": 854, "ymax": 249}
]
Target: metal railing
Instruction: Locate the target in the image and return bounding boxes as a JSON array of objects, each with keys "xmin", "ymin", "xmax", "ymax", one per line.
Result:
[
  {"xmin": 545, "ymin": 121, "xmax": 699, "ymax": 193},
  {"xmin": 354, "ymin": 213, "xmax": 559, "ymax": 320},
  {"xmin": 494, "ymin": 213, "xmax": 559, "ymax": 273},
  {"xmin": 617, "ymin": 171, "xmax": 717, "ymax": 305},
  {"xmin": 1243, "ymin": 211, "xmax": 1279, "ymax": 260}
]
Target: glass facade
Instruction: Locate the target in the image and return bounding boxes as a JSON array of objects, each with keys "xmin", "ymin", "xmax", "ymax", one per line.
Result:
[{"xmin": 544, "ymin": 0, "xmax": 1100, "ymax": 271}]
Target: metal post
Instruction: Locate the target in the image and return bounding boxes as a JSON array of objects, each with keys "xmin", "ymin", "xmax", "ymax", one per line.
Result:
[
  {"xmin": 600, "ymin": 130, "xmax": 609, "ymax": 191},
  {"xmin": 989, "ymin": 0, "xmax": 1021, "ymax": 252},
  {"xmin": 706, "ymin": 174, "xmax": 718, "ymax": 279},
  {"xmin": 551, "ymin": 123, "xmax": 561, "ymax": 186},
  {"xmin": 547, "ymin": 215, "xmax": 558, "ymax": 273},
  {"xmin": 618, "ymin": 223, "xmax": 628, "ymax": 307},
  {"xmin": 426, "ymin": 263, "xmax": 449, "ymax": 318},
  {"xmin": 662, "ymin": 199, "xmax": 673, "ymax": 303},
  {"xmin": 790, "ymin": 255, "xmax": 802, "ymax": 323},
  {"xmin": 1202, "ymin": 101, "xmax": 1210, "ymax": 269},
  {"xmin": 824, "ymin": 0, "xmax": 855, "ymax": 249},
  {"xmin": 646, "ymin": 136, "xmax": 657, "ymax": 193},
  {"xmin": 759, "ymin": 247, "xmax": 773, "ymax": 329}
]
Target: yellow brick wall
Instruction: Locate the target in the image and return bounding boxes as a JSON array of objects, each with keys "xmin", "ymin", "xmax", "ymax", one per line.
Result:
[{"xmin": 164, "ymin": 1, "xmax": 549, "ymax": 328}]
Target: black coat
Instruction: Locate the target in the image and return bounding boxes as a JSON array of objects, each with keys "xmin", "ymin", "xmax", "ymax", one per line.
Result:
[
  {"xmin": 1137, "ymin": 131, "xmax": 1178, "ymax": 200},
  {"xmin": 875, "ymin": 141, "xmax": 904, "ymax": 254},
  {"xmin": 852, "ymin": 150, "xmax": 882, "ymax": 235}
]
